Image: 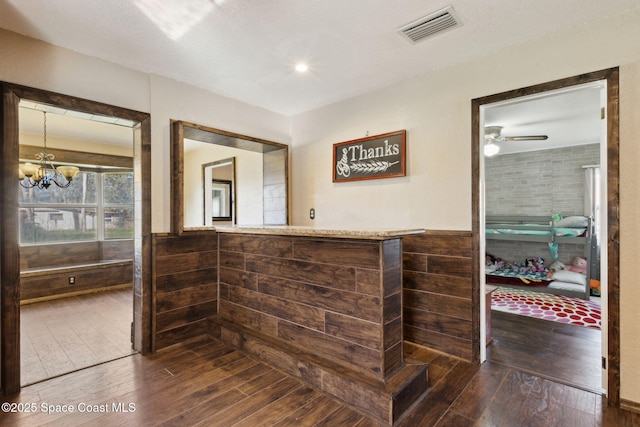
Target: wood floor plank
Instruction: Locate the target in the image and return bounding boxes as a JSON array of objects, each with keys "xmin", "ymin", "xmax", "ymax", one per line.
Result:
[
  {"xmin": 20, "ymin": 287, "xmax": 135, "ymax": 385},
  {"xmin": 161, "ymin": 388, "xmax": 249, "ymax": 427},
  {"xmin": 19, "ymin": 332, "xmax": 48, "ymax": 385},
  {"xmin": 3, "ymin": 335, "xmax": 640, "ymax": 427},
  {"xmin": 517, "ymin": 378, "xmax": 598, "ymax": 427},
  {"xmin": 313, "ymin": 405, "xmax": 368, "ymax": 426},
  {"xmin": 446, "ymin": 362, "xmax": 510, "ymax": 420},
  {"xmin": 272, "ymin": 394, "xmax": 342, "ymax": 427},
  {"xmin": 236, "ymin": 368, "xmax": 287, "ymax": 396},
  {"xmin": 433, "ymin": 411, "xmax": 475, "ymax": 427},
  {"xmin": 193, "ymin": 377, "xmax": 301, "ymax": 427},
  {"xmin": 46, "ymin": 319, "xmax": 102, "ymax": 368},
  {"xmin": 354, "ymin": 415, "xmax": 384, "ymax": 427},
  {"xmin": 231, "ymin": 385, "xmax": 319, "ymax": 426},
  {"xmin": 396, "ymin": 360, "xmax": 480, "ymax": 427},
  {"xmin": 473, "ymin": 368, "xmax": 538, "ymax": 427},
  {"xmin": 28, "ymin": 330, "xmax": 77, "ymax": 378},
  {"xmin": 66, "ymin": 320, "xmax": 128, "ymax": 360},
  {"xmin": 104, "ymin": 363, "xmax": 267, "ymax": 426},
  {"xmin": 98, "ymin": 354, "xmax": 259, "ymax": 424},
  {"xmin": 162, "ymin": 346, "xmax": 242, "ymax": 376},
  {"xmin": 5, "ymin": 292, "xmax": 640, "ymax": 427},
  {"xmin": 488, "ymin": 310, "xmax": 602, "ymax": 392}
]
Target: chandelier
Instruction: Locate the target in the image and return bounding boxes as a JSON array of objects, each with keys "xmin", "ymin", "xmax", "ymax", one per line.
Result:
[{"xmin": 19, "ymin": 111, "xmax": 80, "ymax": 189}]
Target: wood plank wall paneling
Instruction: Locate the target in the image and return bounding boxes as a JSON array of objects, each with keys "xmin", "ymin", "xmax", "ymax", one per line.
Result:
[
  {"xmin": 215, "ymin": 232, "xmax": 427, "ymax": 425},
  {"xmin": 21, "ymin": 240, "xmax": 134, "ymax": 269},
  {"xmin": 153, "ymin": 232, "xmax": 218, "ymax": 350},
  {"xmin": 20, "ymin": 240, "xmax": 135, "ymax": 300},
  {"xmin": 151, "ymin": 229, "xmax": 475, "ymax": 369},
  {"xmin": 101, "ymin": 240, "xmax": 134, "ymax": 260},
  {"xmin": 20, "ymin": 261, "xmax": 133, "ymax": 300},
  {"xmin": 402, "ymin": 231, "xmax": 474, "ymax": 361},
  {"xmin": 20, "ymin": 242, "xmax": 101, "ymax": 270},
  {"xmin": 218, "ymin": 233, "xmax": 400, "ymax": 380}
]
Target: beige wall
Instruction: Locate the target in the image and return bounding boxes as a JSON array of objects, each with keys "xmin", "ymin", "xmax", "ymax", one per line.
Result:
[
  {"xmin": 0, "ymin": 28, "xmax": 291, "ymax": 233},
  {"xmin": 147, "ymin": 74, "xmax": 291, "ymax": 231},
  {"xmin": 20, "ymin": 133, "xmax": 133, "ymax": 157},
  {"xmin": 290, "ymin": 10, "xmax": 640, "ymax": 402},
  {"xmin": 183, "ymin": 143, "xmax": 263, "ymax": 226},
  {"xmin": 1, "ymin": 7, "xmax": 640, "ymax": 403}
]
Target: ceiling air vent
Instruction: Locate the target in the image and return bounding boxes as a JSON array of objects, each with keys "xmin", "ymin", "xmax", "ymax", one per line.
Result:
[{"xmin": 397, "ymin": 6, "xmax": 460, "ymax": 44}]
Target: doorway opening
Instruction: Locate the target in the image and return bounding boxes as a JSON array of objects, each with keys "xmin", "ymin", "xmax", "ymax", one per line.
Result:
[
  {"xmin": 482, "ymin": 82, "xmax": 605, "ymax": 393},
  {"xmin": 471, "ymin": 68, "xmax": 620, "ymax": 404},
  {"xmin": 1, "ymin": 83, "xmax": 152, "ymax": 395},
  {"xmin": 17, "ymin": 101, "xmax": 139, "ymax": 385}
]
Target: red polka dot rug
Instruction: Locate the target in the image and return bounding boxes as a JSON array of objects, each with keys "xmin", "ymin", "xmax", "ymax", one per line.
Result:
[{"xmin": 491, "ymin": 286, "xmax": 601, "ymax": 329}]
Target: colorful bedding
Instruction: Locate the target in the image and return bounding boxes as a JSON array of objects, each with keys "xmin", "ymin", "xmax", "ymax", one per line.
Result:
[{"xmin": 486, "ymin": 274, "xmax": 551, "ymax": 288}]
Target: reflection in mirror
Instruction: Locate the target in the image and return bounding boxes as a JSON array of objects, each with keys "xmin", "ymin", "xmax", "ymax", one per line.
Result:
[
  {"xmin": 211, "ymin": 180, "xmax": 232, "ymax": 221},
  {"xmin": 204, "ymin": 158, "xmax": 235, "ymax": 225},
  {"xmin": 172, "ymin": 121, "xmax": 288, "ymax": 233}
]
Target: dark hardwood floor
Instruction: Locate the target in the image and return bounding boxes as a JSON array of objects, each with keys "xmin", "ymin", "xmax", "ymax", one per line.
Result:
[
  {"xmin": 20, "ymin": 287, "xmax": 135, "ymax": 385},
  {"xmin": 4, "ymin": 291, "xmax": 638, "ymax": 426},
  {"xmin": 488, "ymin": 309, "xmax": 603, "ymax": 393}
]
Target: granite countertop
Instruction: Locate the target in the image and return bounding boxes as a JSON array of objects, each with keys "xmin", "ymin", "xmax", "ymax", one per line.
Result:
[{"xmin": 213, "ymin": 225, "xmax": 425, "ymax": 240}]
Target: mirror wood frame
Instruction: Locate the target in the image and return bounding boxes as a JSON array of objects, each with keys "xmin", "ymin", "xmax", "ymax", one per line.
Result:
[
  {"xmin": 171, "ymin": 120, "xmax": 289, "ymax": 234},
  {"xmin": 471, "ymin": 67, "xmax": 620, "ymax": 405},
  {"xmin": 1, "ymin": 82, "xmax": 152, "ymax": 396}
]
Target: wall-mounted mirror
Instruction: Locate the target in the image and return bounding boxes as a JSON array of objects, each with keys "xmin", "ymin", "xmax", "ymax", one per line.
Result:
[{"xmin": 171, "ymin": 121, "xmax": 288, "ymax": 233}]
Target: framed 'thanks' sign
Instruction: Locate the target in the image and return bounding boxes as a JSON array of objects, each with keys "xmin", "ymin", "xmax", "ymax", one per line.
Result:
[{"xmin": 332, "ymin": 130, "xmax": 406, "ymax": 183}]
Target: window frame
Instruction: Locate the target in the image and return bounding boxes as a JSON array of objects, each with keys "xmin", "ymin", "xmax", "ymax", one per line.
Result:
[{"xmin": 18, "ymin": 168, "xmax": 134, "ymax": 245}]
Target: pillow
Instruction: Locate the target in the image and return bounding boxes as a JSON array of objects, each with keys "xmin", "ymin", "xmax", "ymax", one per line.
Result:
[
  {"xmin": 548, "ymin": 281, "xmax": 585, "ymax": 292},
  {"xmin": 555, "ymin": 216, "xmax": 589, "ymax": 228},
  {"xmin": 552, "ymin": 270, "xmax": 586, "ymax": 286}
]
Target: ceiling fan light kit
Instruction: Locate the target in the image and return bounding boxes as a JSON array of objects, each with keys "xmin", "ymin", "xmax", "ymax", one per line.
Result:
[
  {"xmin": 484, "ymin": 142, "xmax": 500, "ymax": 157},
  {"xmin": 483, "ymin": 125, "xmax": 549, "ymax": 156}
]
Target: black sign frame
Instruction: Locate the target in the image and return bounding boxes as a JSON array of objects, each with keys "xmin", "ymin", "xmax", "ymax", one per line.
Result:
[{"xmin": 332, "ymin": 130, "xmax": 406, "ymax": 183}]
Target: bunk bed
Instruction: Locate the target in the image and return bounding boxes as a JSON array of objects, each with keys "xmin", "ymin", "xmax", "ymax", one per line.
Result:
[{"xmin": 485, "ymin": 215, "xmax": 593, "ymax": 300}]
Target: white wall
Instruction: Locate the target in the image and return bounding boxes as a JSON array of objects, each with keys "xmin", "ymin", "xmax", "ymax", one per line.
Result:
[{"xmin": 290, "ymin": 10, "xmax": 640, "ymax": 402}]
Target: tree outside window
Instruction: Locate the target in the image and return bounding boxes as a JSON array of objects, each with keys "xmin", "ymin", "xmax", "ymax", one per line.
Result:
[{"xmin": 19, "ymin": 170, "xmax": 134, "ymax": 244}]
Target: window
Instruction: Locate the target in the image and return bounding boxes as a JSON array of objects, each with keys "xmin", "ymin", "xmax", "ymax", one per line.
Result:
[
  {"xmin": 19, "ymin": 170, "xmax": 133, "ymax": 244},
  {"xmin": 102, "ymin": 172, "xmax": 134, "ymax": 239}
]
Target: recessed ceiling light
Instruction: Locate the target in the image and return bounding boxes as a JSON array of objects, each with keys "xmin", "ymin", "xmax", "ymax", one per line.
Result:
[{"xmin": 295, "ymin": 63, "xmax": 309, "ymax": 73}]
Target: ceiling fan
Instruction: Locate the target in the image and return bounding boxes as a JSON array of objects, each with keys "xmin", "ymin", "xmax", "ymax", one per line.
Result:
[
  {"xmin": 485, "ymin": 126, "xmax": 548, "ymax": 142},
  {"xmin": 484, "ymin": 126, "xmax": 548, "ymax": 156}
]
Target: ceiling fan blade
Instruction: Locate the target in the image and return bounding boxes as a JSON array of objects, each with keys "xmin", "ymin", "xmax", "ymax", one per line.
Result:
[{"xmin": 501, "ymin": 135, "xmax": 548, "ymax": 141}]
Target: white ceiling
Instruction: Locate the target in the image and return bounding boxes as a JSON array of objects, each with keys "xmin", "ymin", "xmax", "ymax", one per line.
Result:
[
  {"xmin": 484, "ymin": 83, "xmax": 603, "ymax": 155},
  {"xmin": 2, "ymin": 0, "xmax": 638, "ymax": 116},
  {"xmin": 3, "ymin": 1, "xmax": 633, "ymax": 150}
]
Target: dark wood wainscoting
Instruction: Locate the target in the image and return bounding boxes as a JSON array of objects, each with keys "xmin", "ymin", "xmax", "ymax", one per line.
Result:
[
  {"xmin": 213, "ymin": 232, "xmax": 427, "ymax": 426},
  {"xmin": 151, "ymin": 230, "xmax": 477, "ymax": 364},
  {"xmin": 152, "ymin": 232, "xmax": 218, "ymax": 350},
  {"xmin": 20, "ymin": 240, "xmax": 134, "ymax": 301},
  {"xmin": 402, "ymin": 231, "xmax": 474, "ymax": 361}
]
